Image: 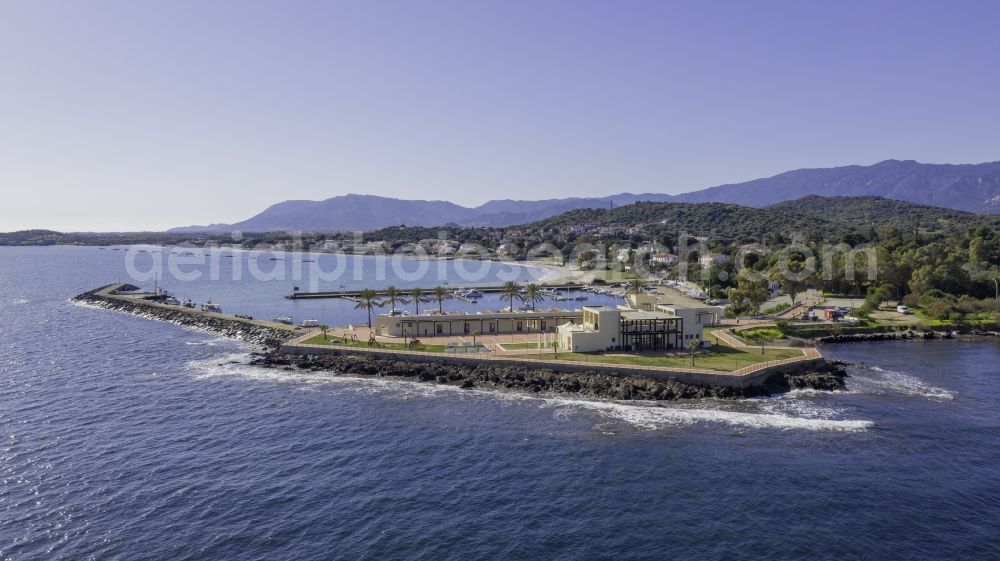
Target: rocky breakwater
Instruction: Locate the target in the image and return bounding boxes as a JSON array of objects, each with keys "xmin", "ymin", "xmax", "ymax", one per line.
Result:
[
  {"xmin": 248, "ymin": 351, "xmax": 848, "ymax": 401},
  {"xmin": 72, "ymin": 284, "xmax": 293, "ymax": 348},
  {"xmin": 818, "ymin": 329, "xmax": 958, "ymax": 344}
]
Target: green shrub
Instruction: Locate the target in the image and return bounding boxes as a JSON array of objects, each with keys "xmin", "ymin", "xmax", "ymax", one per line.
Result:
[
  {"xmin": 920, "ymin": 289, "xmax": 954, "ymax": 307},
  {"xmin": 926, "ymin": 299, "xmax": 955, "ymax": 320}
]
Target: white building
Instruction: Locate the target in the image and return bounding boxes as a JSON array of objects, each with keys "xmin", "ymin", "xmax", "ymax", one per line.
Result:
[
  {"xmin": 650, "ymin": 252, "xmax": 679, "ymax": 266},
  {"xmin": 699, "ymin": 253, "xmax": 729, "ymax": 268},
  {"xmin": 557, "ymin": 299, "xmax": 724, "ymax": 353}
]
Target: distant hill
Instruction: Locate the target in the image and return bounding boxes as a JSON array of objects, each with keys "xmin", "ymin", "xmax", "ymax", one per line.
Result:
[
  {"xmin": 170, "ymin": 193, "xmax": 676, "ymax": 233},
  {"xmin": 170, "ymin": 159, "xmax": 1000, "ymax": 232},
  {"xmin": 766, "ymin": 195, "xmax": 975, "ymax": 229},
  {"xmin": 524, "ymin": 195, "xmax": 985, "ymax": 242},
  {"xmin": 671, "ymin": 159, "xmax": 1000, "ymax": 213}
]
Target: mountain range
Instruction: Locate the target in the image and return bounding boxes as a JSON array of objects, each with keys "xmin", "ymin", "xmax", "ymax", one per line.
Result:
[{"xmin": 171, "ymin": 159, "xmax": 1000, "ymax": 232}]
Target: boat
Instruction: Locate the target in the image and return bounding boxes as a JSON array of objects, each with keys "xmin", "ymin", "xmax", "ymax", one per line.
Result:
[
  {"xmin": 273, "ymin": 317, "xmax": 294, "ymax": 325},
  {"xmin": 164, "ymin": 297, "xmax": 181, "ymax": 306},
  {"xmin": 182, "ymin": 299, "xmax": 195, "ymax": 309},
  {"xmin": 452, "ymin": 289, "xmax": 479, "ymax": 303},
  {"xmin": 201, "ymin": 300, "xmax": 222, "ymax": 313}
]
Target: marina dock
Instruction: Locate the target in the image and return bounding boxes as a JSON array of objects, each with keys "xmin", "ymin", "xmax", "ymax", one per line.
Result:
[{"xmin": 285, "ymin": 283, "xmax": 589, "ymax": 299}]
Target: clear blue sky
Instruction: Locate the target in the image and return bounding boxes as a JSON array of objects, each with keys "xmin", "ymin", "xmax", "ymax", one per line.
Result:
[{"xmin": 2, "ymin": 0, "xmax": 999, "ymax": 231}]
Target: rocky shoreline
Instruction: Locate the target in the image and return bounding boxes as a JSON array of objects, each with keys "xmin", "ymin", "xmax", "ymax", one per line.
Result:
[
  {"xmin": 72, "ymin": 285, "xmax": 294, "ymax": 347},
  {"xmin": 817, "ymin": 328, "xmax": 999, "ymax": 344},
  {"xmin": 248, "ymin": 351, "xmax": 848, "ymax": 401}
]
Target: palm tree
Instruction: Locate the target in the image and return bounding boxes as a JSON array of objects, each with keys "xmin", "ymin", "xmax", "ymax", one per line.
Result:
[
  {"xmin": 383, "ymin": 285, "xmax": 408, "ymax": 314},
  {"xmin": 355, "ymin": 289, "xmax": 383, "ymax": 329},
  {"xmin": 688, "ymin": 340, "xmax": 700, "ymax": 367},
  {"xmin": 501, "ymin": 281, "xmax": 522, "ymax": 312},
  {"xmin": 319, "ymin": 323, "xmax": 329, "ymax": 342},
  {"xmin": 629, "ymin": 279, "xmax": 644, "ymax": 295},
  {"xmin": 523, "ymin": 283, "xmax": 545, "ymax": 311},
  {"xmin": 432, "ymin": 286, "xmax": 450, "ymax": 313},
  {"xmin": 410, "ymin": 287, "xmax": 431, "ymax": 315}
]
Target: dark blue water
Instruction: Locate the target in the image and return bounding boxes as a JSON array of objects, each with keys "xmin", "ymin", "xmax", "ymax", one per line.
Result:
[{"xmin": 2, "ymin": 246, "xmax": 999, "ymax": 560}]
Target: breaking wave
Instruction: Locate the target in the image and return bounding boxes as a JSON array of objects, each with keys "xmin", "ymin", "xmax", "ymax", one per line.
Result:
[
  {"xmin": 853, "ymin": 366, "xmax": 956, "ymax": 401},
  {"xmin": 186, "ymin": 353, "xmax": 873, "ymax": 433}
]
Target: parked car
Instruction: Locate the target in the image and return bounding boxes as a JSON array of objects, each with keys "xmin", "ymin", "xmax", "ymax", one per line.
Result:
[{"xmin": 896, "ymin": 305, "xmax": 911, "ymax": 314}]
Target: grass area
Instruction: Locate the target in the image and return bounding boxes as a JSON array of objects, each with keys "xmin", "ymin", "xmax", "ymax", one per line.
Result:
[
  {"xmin": 736, "ymin": 327, "xmax": 785, "ymax": 342},
  {"xmin": 500, "ymin": 342, "xmax": 556, "ymax": 350},
  {"xmin": 549, "ymin": 345, "xmax": 802, "ymax": 372},
  {"xmin": 761, "ymin": 302, "xmax": 791, "ymax": 315},
  {"xmin": 303, "ymin": 334, "xmax": 448, "ymax": 352}
]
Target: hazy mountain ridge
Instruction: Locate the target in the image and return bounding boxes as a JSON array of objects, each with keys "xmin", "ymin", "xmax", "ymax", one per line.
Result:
[
  {"xmin": 671, "ymin": 159, "xmax": 1000, "ymax": 211},
  {"xmin": 169, "ymin": 160, "xmax": 1000, "ymax": 232}
]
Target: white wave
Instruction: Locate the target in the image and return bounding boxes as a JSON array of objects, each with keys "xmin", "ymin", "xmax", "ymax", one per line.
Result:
[
  {"xmin": 185, "ymin": 353, "xmax": 480, "ymax": 400},
  {"xmin": 183, "ymin": 336, "xmax": 233, "ymax": 347},
  {"xmin": 855, "ymin": 366, "xmax": 956, "ymax": 401},
  {"xmin": 540, "ymin": 397, "xmax": 873, "ymax": 432},
  {"xmin": 752, "ymin": 391, "xmax": 849, "ymax": 420},
  {"xmin": 187, "ymin": 353, "xmax": 873, "ymax": 433}
]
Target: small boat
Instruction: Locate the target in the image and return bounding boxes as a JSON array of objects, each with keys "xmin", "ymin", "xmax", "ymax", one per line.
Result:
[
  {"xmin": 164, "ymin": 297, "xmax": 181, "ymax": 306},
  {"xmin": 464, "ymin": 289, "xmax": 484, "ymax": 298},
  {"xmin": 273, "ymin": 317, "xmax": 293, "ymax": 325},
  {"xmin": 201, "ymin": 300, "xmax": 222, "ymax": 313},
  {"xmin": 182, "ymin": 299, "xmax": 195, "ymax": 309}
]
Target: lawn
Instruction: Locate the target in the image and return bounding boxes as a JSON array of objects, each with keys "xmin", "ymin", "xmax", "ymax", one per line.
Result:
[
  {"xmin": 303, "ymin": 334, "xmax": 448, "ymax": 352},
  {"xmin": 736, "ymin": 327, "xmax": 785, "ymax": 342},
  {"xmin": 549, "ymin": 345, "xmax": 802, "ymax": 372},
  {"xmin": 500, "ymin": 342, "xmax": 555, "ymax": 350}
]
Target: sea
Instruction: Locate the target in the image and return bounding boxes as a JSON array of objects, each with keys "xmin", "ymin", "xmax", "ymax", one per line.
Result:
[{"xmin": 1, "ymin": 246, "xmax": 998, "ymax": 560}]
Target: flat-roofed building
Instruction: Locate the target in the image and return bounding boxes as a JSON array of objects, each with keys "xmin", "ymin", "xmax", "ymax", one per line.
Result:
[
  {"xmin": 375, "ymin": 309, "xmax": 583, "ymax": 338},
  {"xmin": 558, "ymin": 306, "xmax": 683, "ymax": 353},
  {"xmin": 656, "ymin": 304, "xmax": 724, "ymax": 345},
  {"xmin": 557, "ymin": 302, "xmax": 724, "ymax": 353}
]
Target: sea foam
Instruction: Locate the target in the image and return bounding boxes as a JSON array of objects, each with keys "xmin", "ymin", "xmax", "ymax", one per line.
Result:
[{"xmin": 186, "ymin": 353, "xmax": 873, "ymax": 433}]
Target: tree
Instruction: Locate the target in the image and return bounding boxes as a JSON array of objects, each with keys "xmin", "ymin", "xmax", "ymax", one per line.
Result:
[
  {"xmin": 355, "ymin": 289, "xmax": 383, "ymax": 329},
  {"xmin": 410, "ymin": 287, "xmax": 431, "ymax": 315},
  {"xmin": 688, "ymin": 340, "xmax": 700, "ymax": 367},
  {"xmin": 319, "ymin": 324, "xmax": 329, "ymax": 341},
  {"xmin": 769, "ymin": 258, "xmax": 811, "ymax": 307},
  {"xmin": 628, "ymin": 279, "xmax": 643, "ymax": 295},
  {"xmin": 432, "ymin": 286, "xmax": 450, "ymax": 313},
  {"xmin": 383, "ymin": 285, "xmax": 408, "ymax": 314},
  {"xmin": 728, "ymin": 276, "xmax": 769, "ymax": 316},
  {"xmin": 501, "ymin": 281, "xmax": 522, "ymax": 312},
  {"xmin": 524, "ymin": 283, "xmax": 545, "ymax": 311}
]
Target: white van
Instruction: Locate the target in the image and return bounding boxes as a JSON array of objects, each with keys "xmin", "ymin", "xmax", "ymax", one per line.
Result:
[{"xmin": 896, "ymin": 305, "xmax": 910, "ymax": 315}]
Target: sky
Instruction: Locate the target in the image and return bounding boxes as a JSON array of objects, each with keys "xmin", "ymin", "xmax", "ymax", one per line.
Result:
[{"xmin": 1, "ymin": 0, "xmax": 999, "ymax": 231}]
